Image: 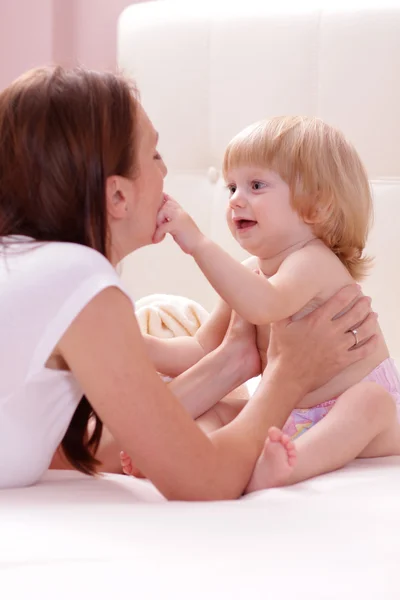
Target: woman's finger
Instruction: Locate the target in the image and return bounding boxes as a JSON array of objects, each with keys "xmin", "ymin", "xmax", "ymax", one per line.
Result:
[
  {"xmin": 335, "ymin": 295, "xmax": 372, "ymax": 333},
  {"xmin": 345, "ymin": 312, "xmax": 378, "ymax": 350},
  {"xmin": 313, "ymin": 284, "xmax": 361, "ymax": 322},
  {"xmin": 346, "ymin": 334, "xmax": 378, "ymax": 361}
]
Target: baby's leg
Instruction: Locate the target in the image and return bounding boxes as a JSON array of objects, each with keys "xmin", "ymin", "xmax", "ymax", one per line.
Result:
[{"xmin": 246, "ymin": 381, "xmax": 400, "ymax": 493}]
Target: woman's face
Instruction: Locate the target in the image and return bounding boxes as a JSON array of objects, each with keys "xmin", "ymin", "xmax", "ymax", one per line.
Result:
[
  {"xmin": 107, "ymin": 106, "xmax": 167, "ymax": 261},
  {"xmin": 130, "ymin": 107, "xmax": 168, "ymax": 249}
]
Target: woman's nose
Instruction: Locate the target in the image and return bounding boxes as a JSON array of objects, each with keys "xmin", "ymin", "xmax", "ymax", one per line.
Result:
[{"xmin": 160, "ymin": 157, "xmax": 168, "ymax": 178}]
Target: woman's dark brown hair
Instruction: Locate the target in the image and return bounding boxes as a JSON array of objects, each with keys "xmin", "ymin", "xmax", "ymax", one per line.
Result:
[{"xmin": 0, "ymin": 66, "xmax": 139, "ymax": 474}]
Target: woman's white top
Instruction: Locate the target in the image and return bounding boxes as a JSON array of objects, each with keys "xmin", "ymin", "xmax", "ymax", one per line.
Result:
[{"xmin": 0, "ymin": 237, "xmax": 132, "ymax": 488}]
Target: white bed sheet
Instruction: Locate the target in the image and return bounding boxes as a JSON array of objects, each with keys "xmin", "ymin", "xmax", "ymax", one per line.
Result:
[{"xmin": 1, "ymin": 460, "xmax": 399, "ymax": 599}]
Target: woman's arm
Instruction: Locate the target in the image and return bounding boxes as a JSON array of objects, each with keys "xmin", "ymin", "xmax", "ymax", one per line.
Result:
[
  {"xmin": 75, "ymin": 318, "xmax": 255, "ymax": 475},
  {"xmin": 58, "ymin": 283, "xmax": 376, "ymax": 501},
  {"xmin": 50, "ymin": 314, "xmax": 255, "ymax": 475},
  {"xmin": 58, "ymin": 288, "xmax": 302, "ymax": 500}
]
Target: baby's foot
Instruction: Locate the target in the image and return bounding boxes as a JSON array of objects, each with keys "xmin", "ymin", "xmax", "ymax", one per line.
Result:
[
  {"xmin": 245, "ymin": 427, "xmax": 296, "ymax": 493},
  {"xmin": 120, "ymin": 451, "xmax": 146, "ymax": 478}
]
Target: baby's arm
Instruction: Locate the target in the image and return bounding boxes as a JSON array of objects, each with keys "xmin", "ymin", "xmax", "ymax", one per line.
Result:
[
  {"xmin": 143, "ymin": 297, "xmax": 231, "ymax": 377},
  {"xmin": 154, "ymin": 198, "xmax": 322, "ymax": 324},
  {"xmin": 201, "ymin": 247, "xmax": 323, "ymax": 324},
  {"xmin": 143, "ymin": 335, "xmax": 204, "ymax": 377}
]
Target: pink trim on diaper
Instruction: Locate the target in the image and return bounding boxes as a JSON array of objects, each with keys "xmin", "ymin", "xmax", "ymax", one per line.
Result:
[{"xmin": 308, "ymin": 398, "xmax": 336, "ymax": 409}]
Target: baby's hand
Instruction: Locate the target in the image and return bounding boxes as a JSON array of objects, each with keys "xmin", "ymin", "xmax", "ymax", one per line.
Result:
[
  {"xmin": 153, "ymin": 195, "xmax": 205, "ymax": 255},
  {"xmin": 120, "ymin": 451, "xmax": 146, "ymax": 478}
]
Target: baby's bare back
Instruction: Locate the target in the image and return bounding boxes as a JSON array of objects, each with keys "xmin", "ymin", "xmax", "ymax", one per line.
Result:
[{"xmin": 256, "ymin": 244, "xmax": 388, "ymax": 409}]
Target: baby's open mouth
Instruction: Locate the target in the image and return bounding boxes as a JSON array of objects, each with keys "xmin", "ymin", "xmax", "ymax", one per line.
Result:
[{"xmin": 235, "ymin": 219, "xmax": 257, "ymax": 230}]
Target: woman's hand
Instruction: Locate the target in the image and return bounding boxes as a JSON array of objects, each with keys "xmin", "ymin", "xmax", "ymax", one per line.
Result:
[
  {"xmin": 266, "ymin": 284, "xmax": 378, "ymax": 394},
  {"xmin": 220, "ymin": 310, "xmax": 261, "ymax": 382}
]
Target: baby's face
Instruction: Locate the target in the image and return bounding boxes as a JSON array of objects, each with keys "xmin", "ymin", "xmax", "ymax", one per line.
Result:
[{"xmin": 224, "ymin": 166, "xmax": 311, "ymax": 258}]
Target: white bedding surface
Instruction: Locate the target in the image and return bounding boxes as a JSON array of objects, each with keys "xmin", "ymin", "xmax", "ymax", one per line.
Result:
[{"xmin": 1, "ymin": 460, "xmax": 400, "ymax": 599}]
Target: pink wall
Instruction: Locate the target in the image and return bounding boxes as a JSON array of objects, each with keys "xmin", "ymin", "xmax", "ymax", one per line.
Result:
[
  {"xmin": 0, "ymin": 0, "xmax": 54, "ymax": 89},
  {"xmin": 74, "ymin": 0, "xmax": 139, "ymax": 70},
  {"xmin": 0, "ymin": 0, "xmax": 150, "ymax": 90}
]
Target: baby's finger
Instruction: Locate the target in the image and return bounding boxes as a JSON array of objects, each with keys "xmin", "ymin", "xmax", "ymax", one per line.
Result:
[
  {"xmin": 156, "ymin": 207, "xmax": 169, "ymax": 227},
  {"xmin": 120, "ymin": 451, "xmax": 131, "ymax": 465},
  {"xmin": 156, "ymin": 197, "xmax": 177, "ymax": 226},
  {"xmin": 130, "ymin": 467, "xmax": 146, "ymax": 479},
  {"xmin": 153, "ymin": 221, "xmax": 171, "ymax": 244},
  {"xmin": 122, "ymin": 465, "xmax": 133, "ymax": 476},
  {"xmin": 152, "ymin": 232, "xmax": 166, "ymax": 245},
  {"xmin": 120, "ymin": 452, "xmax": 133, "ymax": 475},
  {"xmin": 120, "ymin": 453, "xmax": 130, "ymax": 463}
]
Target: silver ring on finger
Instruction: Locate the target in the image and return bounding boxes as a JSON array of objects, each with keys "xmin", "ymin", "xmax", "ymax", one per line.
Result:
[{"xmin": 350, "ymin": 328, "xmax": 359, "ymax": 347}]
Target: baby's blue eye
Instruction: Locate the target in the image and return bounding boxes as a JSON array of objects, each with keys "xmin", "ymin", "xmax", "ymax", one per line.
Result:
[{"xmin": 251, "ymin": 181, "xmax": 266, "ymax": 190}]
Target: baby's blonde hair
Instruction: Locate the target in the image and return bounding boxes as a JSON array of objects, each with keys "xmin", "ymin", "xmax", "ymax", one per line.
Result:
[{"xmin": 223, "ymin": 116, "xmax": 373, "ymax": 281}]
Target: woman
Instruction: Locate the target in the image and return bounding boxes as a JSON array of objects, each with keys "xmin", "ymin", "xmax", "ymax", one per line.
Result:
[{"xmin": 0, "ymin": 66, "xmax": 376, "ymax": 498}]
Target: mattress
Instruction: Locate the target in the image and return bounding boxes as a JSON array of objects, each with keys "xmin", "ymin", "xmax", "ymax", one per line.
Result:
[{"xmin": 1, "ymin": 460, "xmax": 399, "ymax": 599}]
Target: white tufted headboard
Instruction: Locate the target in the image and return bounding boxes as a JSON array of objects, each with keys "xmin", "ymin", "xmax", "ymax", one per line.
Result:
[{"xmin": 118, "ymin": 1, "xmax": 400, "ymax": 361}]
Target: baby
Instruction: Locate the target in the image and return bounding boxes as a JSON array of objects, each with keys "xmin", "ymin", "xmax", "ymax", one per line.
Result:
[{"xmin": 123, "ymin": 116, "xmax": 400, "ymax": 492}]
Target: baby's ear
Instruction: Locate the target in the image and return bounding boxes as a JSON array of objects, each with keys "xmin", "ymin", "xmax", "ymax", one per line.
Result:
[
  {"xmin": 293, "ymin": 192, "xmax": 319, "ymax": 224},
  {"xmin": 302, "ymin": 193, "xmax": 332, "ymax": 225}
]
